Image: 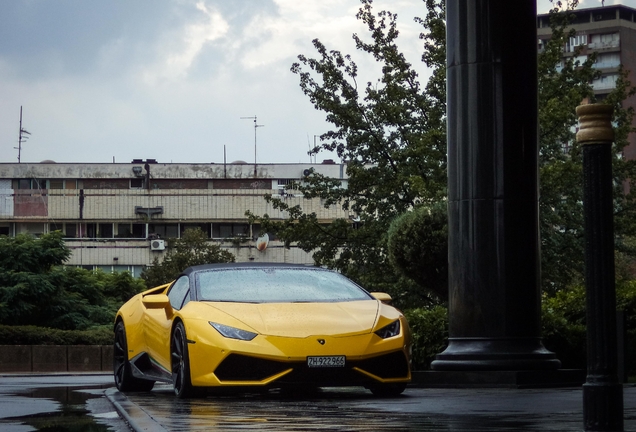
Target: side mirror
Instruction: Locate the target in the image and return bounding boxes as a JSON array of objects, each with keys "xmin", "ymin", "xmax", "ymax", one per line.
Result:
[
  {"xmin": 370, "ymin": 292, "xmax": 392, "ymax": 304},
  {"xmin": 142, "ymin": 294, "xmax": 172, "ymax": 310}
]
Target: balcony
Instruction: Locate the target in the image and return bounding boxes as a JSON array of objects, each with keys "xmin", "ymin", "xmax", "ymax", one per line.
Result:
[{"xmin": 588, "ymin": 40, "xmax": 620, "ymax": 50}]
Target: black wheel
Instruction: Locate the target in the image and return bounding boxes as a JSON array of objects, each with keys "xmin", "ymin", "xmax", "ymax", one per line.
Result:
[
  {"xmin": 369, "ymin": 382, "xmax": 407, "ymax": 397},
  {"xmin": 113, "ymin": 321, "xmax": 155, "ymax": 392},
  {"xmin": 171, "ymin": 321, "xmax": 201, "ymax": 398}
]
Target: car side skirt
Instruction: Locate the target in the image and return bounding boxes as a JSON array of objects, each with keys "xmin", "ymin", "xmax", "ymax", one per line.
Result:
[{"xmin": 130, "ymin": 352, "xmax": 172, "ymax": 384}]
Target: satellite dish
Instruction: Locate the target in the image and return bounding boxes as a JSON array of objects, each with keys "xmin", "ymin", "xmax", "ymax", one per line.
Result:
[{"xmin": 256, "ymin": 233, "xmax": 269, "ymax": 251}]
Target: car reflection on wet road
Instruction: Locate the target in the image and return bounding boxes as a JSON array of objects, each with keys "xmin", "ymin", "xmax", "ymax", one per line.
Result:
[
  {"xmin": 123, "ymin": 384, "xmax": 582, "ymax": 432},
  {"xmin": 127, "ymin": 385, "xmax": 436, "ymax": 432}
]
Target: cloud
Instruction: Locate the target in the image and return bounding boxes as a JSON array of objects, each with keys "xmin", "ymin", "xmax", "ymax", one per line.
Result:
[
  {"xmin": 0, "ymin": 0, "xmax": 507, "ymax": 164},
  {"xmin": 142, "ymin": 1, "xmax": 230, "ymax": 84}
]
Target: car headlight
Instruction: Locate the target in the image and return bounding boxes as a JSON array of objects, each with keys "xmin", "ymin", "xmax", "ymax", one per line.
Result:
[
  {"xmin": 209, "ymin": 322, "xmax": 257, "ymax": 341},
  {"xmin": 374, "ymin": 320, "xmax": 401, "ymax": 339}
]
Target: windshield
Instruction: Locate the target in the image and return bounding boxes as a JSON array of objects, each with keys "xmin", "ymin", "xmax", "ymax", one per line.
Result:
[{"xmin": 196, "ymin": 268, "xmax": 373, "ymax": 303}]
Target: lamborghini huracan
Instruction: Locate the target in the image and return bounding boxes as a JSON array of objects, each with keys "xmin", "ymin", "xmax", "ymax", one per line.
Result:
[{"xmin": 113, "ymin": 263, "xmax": 411, "ymax": 398}]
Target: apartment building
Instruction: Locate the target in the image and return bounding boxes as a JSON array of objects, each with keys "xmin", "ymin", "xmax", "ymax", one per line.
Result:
[
  {"xmin": 538, "ymin": 4, "xmax": 636, "ymax": 159},
  {"xmin": 0, "ymin": 159, "xmax": 349, "ymax": 276}
]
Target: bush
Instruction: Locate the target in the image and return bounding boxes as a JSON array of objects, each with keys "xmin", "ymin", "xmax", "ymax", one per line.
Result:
[
  {"xmin": 403, "ymin": 281, "xmax": 636, "ymax": 375},
  {"xmin": 404, "ymin": 306, "xmax": 448, "ymax": 370},
  {"xmin": 0, "ymin": 325, "xmax": 112, "ymax": 345},
  {"xmin": 541, "ymin": 282, "xmax": 636, "ymax": 376},
  {"xmin": 541, "ymin": 293, "xmax": 587, "ymax": 370},
  {"xmin": 387, "ymin": 204, "xmax": 448, "ymax": 300}
]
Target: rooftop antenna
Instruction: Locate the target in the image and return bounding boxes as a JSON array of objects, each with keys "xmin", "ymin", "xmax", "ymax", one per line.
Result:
[
  {"xmin": 240, "ymin": 115, "xmax": 264, "ymax": 176},
  {"xmin": 16, "ymin": 106, "xmax": 31, "ymax": 163},
  {"xmin": 307, "ymin": 134, "xmax": 319, "ymax": 164}
]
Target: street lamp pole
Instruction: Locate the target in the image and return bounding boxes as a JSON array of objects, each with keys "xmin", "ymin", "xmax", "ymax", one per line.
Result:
[{"xmin": 577, "ymin": 103, "xmax": 624, "ymax": 431}]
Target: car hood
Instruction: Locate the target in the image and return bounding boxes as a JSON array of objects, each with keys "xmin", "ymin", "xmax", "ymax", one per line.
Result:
[{"xmin": 201, "ymin": 300, "xmax": 380, "ymax": 338}]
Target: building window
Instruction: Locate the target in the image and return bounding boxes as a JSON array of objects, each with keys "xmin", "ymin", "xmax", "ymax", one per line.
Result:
[
  {"xmin": 116, "ymin": 223, "xmax": 147, "ymax": 238},
  {"xmin": 180, "ymin": 223, "xmax": 211, "ymax": 237},
  {"xmin": 595, "ymin": 53, "xmax": 620, "ymax": 69},
  {"xmin": 49, "ymin": 180, "xmax": 64, "ymax": 189},
  {"xmin": 96, "ymin": 265, "xmax": 114, "ymax": 273},
  {"xmin": 148, "ymin": 223, "xmax": 179, "ymax": 239},
  {"xmin": 130, "ymin": 178, "xmax": 144, "ymax": 189},
  {"xmin": 601, "ymin": 33, "xmax": 619, "ymax": 44},
  {"xmin": 590, "ymin": 33, "xmax": 620, "ymax": 49},
  {"xmin": 17, "ymin": 223, "xmax": 45, "ymax": 236},
  {"xmin": 17, "ymin": 179, "xmax": 30, "ymax": 189},
  {"xmin": 567, "ymin": 34, "xmax": 588, "ymax": 52},
  {"xmin": 619, "ymin": 9, "xmax": 633, "ymax": 21},
  {"xmin": 277, "ymin": 179, "xmax": 299, "ymax": 189},
  {"xmin": 46, "ymin": 179, "xmax": 78, "ymax": 189},
  {"xmin": 65, "ymin": 223, "xmax": 77, "ymax": 238},
  {"xmin": 212, "ymin": 223, "xmax": 250, "ymax": 239},
  {"xmin": 33, "ymin": 179, "xmax": 48, "ymax": 189},
  {"xmin": 15, "ymin": 179, "xmax": 77, "ymax": 190},
  {"xmin": 99, "ymin": 223, "xmax": 114, "ymax": 238},
  {"xmin": 593, "ymin": 9, "xmax": 617, "ymax": 22},
  {"xmin": 79, "ymin": 223, "xmax": 97, "ymax": 238},
  {"xmin": 132, "ymin": 224, "xmax": 146, "ymax": 238},
  {"xmin": 117, "ymin": 224, "xmax": 132, "ymax": 238},
  {"xmin": 593, "ymin": 73, "xmax": 618, "ymax": 90}
]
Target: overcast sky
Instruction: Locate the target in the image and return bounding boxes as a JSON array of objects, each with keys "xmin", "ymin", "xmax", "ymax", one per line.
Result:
[{"xmin": 1, "ymin": 0, "xmax": 633, "ymax": 165}]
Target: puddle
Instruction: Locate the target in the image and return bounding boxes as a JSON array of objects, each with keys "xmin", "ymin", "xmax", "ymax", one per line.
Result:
[{"xmin": 1, "ymin": 386, "xmax": 119, "ymax": 432}]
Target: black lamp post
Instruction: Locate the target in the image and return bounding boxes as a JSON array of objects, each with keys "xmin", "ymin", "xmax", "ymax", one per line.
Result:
[{"xmin": 577, "ymin": 103, "xmax": 624, "ymax": 431}]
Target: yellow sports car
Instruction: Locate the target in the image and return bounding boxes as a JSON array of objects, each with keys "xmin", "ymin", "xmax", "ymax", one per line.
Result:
[{"xmin": 113, "ymin": 263, "xmax": 411, "ymax": 398}]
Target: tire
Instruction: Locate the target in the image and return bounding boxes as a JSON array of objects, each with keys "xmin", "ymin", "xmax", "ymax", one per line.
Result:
[
  {"xmin": 369, "ymin": 382, "xmax": 407, "ymax": 397},
  {"xmin": 113, "ymin": 321, "xmax": 155, "ymax": 392},
  {"xmin": 171, "ymin": 321, "xmax": 202, "ymax": 398}
]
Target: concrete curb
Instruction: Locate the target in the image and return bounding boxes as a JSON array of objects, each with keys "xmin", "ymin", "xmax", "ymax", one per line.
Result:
[
  {"xmin": 0, "ymin": 371, "xmax": 111, "ymax": 377},
  {"xmin": 105, "ymin": 388, "xmax": 168, "ymax": 432}
]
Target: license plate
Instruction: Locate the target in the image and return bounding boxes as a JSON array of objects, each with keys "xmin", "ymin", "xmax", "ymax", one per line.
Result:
[{"xmin": 307, "ymin": 356, "xmax": 345, "ymax": 368}]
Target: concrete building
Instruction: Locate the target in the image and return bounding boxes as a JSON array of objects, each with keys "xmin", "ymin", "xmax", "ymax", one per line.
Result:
[
  {"xmin": 0, "ymin": 160, "xmax": 349, "ymax": 276},
  {"xmin": 538, "ymin": 4, "xmax": 636, "ymax": 159}
]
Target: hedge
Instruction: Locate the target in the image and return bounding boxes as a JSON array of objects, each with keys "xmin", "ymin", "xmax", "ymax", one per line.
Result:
[{"xmin": 0, "ymin": 325, "xmax": 112, "ymax": 345}]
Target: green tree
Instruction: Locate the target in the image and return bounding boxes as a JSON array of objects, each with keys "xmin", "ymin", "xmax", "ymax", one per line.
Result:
[
  {"xmin": 538, "ymin": 2, "xmax": 636, "ymax": 293},
  {"xmin": 141, "ymin": 228, "xmax": 235, "ymax": 288},
  {"xmin": 0, "ymin": 231, "xmax": 70, "ymax": 273},
  {"xmin": 248, "ymin": 0, "xmax": 447, "ymax": 305},
  {"xmin": 251, "ymin": 0, "xmax": 636, "ymax": 304},
  {"xmin": 0, "ymin": 232, "xmax": 145, "ymax": 330},
  {"xmin": 0, "ymin": 232, "xmax": 70, "ymax": 326}
]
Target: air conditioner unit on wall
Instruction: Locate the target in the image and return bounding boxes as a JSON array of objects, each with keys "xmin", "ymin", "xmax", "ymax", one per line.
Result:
[{"xmin": 150, "ymin": 239, "xmax": 165, "ymax": 251}]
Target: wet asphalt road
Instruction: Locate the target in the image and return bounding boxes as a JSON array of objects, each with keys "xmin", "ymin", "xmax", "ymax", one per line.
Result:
[
  {"xmin": 1, "ymin": 374, "xmax": 635, "ymax": 431},
  {"xmin": 121, "ymin": 383, "xmax": 636, "ymax": 432},
  {"xmin": 0, "ymin": 374, "xmax": 129, "ymax": 431}
]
